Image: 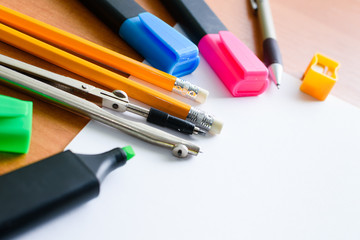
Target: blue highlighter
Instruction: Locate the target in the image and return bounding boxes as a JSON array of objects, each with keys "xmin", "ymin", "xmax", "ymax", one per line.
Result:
[{"xmin": 79, "ymin": 0, "xmax": 200, "ymax": 77}]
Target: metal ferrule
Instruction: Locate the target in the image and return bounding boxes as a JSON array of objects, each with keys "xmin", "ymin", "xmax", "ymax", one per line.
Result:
[
  {"xmin": 173, "ymin": 78, "xmax": 200, "ymax": 101},
  {"xmin": 186, "ymin": 107, "xmax": 214, "ymax": 132}
]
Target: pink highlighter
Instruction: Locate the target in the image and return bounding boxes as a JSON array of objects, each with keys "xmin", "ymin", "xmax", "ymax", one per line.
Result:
[{"xmin": 160, "ymin": 0, "xmax": 269, "ymax": 97}]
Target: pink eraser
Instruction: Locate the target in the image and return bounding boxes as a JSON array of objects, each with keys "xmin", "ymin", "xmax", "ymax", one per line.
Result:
[{"xmin": 199, "ymin": 31, "xmax": 269, "ymax": 97}]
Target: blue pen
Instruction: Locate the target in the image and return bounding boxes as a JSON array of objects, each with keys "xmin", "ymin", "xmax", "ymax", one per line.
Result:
[{"xmin": 79, "ymin": 0, "xmax": 200, "ymax": 77}]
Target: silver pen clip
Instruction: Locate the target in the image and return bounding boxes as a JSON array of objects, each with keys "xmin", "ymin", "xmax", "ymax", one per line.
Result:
[{"xmin": 0, "ymin": 54, "xmax": 201, "ymax": 158}]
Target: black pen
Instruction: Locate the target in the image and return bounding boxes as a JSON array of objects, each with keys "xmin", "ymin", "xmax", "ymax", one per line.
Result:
[{"xmin": 251, "ymin": 0, "xmax": 283, "ymax": 88}]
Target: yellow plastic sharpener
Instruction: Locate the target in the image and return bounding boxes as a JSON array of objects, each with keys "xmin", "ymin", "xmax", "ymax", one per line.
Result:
[{"xmin": 300, "ymin": 53, "xmax": 340, "ymax": 101}]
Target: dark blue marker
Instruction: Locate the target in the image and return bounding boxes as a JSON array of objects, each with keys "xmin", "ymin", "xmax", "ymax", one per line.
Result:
[{"xmin": 79, "ymin": 0, "xmax": 200, "ymax": 77}]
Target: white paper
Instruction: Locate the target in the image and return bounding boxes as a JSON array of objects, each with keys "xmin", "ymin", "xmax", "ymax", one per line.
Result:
[{"xmin": 19, "ymin": 56, "xmax": 360, "ymax": 240}]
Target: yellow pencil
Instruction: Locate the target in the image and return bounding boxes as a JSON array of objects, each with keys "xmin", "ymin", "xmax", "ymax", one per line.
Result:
[
  {"xmin": 0, "ymin": 4, "xmax": 208, "ymax": 103},
  {"xmin": 0, "ymin": 23, "xmax": 223, "ymax": 134},
  {"xmin": 0, "ymin": 22, "xmax": 191, "ymax": 119}
]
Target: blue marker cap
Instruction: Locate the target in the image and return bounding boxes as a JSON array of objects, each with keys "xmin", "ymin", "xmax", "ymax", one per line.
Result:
[{"xmin": 119, "ymin": 12, "xmax": 199, "ymax": 77}]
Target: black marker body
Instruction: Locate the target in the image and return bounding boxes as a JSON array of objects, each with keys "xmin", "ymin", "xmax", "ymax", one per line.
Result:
[
  {"xmin": 0, "ymin": 148, "xmax": 131, "ymax": 238},
  {"xmin": 160, "ymin": 0, "xmax": 227, "ymax": 44}
]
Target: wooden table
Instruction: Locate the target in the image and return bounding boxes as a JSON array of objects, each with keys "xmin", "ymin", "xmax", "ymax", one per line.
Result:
[{"xmin": 0, "ymin": 0, "xmax": 359, "ymax": 175}]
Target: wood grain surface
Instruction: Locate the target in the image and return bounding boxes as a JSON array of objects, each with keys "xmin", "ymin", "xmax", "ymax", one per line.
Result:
[{"xmin": 0, "ymin": 0, "xmax": 359, "ymax": 174}]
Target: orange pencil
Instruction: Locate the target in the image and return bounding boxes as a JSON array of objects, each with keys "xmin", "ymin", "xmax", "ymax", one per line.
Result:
[
  {"xmin": 0, "ymin": 23, "xmax": 222, "ymax": 134},
  {"xmin": 0, "ymin": 4, "xmax": 208, "ymax": 103}
]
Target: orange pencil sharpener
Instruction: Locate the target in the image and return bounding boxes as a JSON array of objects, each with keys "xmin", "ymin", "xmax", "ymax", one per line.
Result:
[{"xmin": 300, "ymin": 53, "xmax": 340, "ymax": 101}]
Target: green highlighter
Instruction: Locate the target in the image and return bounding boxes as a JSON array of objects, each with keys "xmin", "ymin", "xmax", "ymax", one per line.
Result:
[
  {"xmin": 0, "ymin": 146, "xmax": 135, "ymax": 237},
  {"xmin": 0, "ymin": 95, "xmax": 32, "ymax": 153}
]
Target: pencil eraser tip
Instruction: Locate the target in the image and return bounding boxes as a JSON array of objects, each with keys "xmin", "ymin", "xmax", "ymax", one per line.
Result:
[
  {"xmin": 209, "ymin": 118, "xmax": 223, "ymax": 135},
  {"xmin": 195, "ymin": 88, "xmax": 209, "ymax": 104}
]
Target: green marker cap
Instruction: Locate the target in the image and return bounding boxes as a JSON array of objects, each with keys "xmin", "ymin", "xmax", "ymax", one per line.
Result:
[
  {"xmin": 122, "ymin": 145, "xmax": 135, "ymax": 160},
  {"xmin": 0, "ymin": 95, "xmax": 33, "ymax": 154}
]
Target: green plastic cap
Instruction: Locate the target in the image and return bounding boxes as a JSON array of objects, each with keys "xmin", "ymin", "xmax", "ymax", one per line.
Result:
[
  {"xmin": 122, "ymin": 145, "xmax": 135, "ymax": 160},
  {"xmin": 0, "ymin": 95, "xmax": 33, "ymax": 154}
]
